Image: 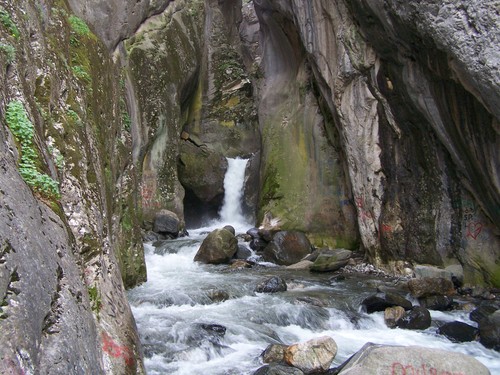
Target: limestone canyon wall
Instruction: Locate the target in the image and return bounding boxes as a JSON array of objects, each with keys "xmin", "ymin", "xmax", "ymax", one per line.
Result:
[
  {"xmin": 0, "ymin": 0, "xmax": 144, "ymax": 373},
  {"xmin": 0, "ymin": 0, "xmax": 499, "ymax": 372},
  {"xmin": 252, "ymin": 0, "xmax": 499, "ymax": 285}
]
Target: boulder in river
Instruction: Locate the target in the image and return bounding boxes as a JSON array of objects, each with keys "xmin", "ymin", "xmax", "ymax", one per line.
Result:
[
  {"xmin": 256, "ymin": 276, "xmax": 288, "ymax": 293},
  {"xmin": 262, "ymin": 231, "xmax": 312, "ymax": 266},
  {"xmin": 253, "ymin": 364, "xmax": 304, "ymax": 375},
  {"xmin": 407, "ymin": 277, "xmax": 455, "ymax": 298},
  {"xmin": 470, "ymin": 303, "xmax": 499, "ymax": 323},
  {"xmin": 478, "ymin": 310, "xmax": 500, "ymax": 351},
  {"xmin": 384, "ymin": 306, "xmax": 406, "ymax": 328},
  {"xmin": 194, "ymin": 228, "xmax": 238, "ymax": 264},
  {"xmin": 284, "ymin": 336, "xmax": 337, "ymax": 374},
  {"xmin": 437, "ymin": 321, "xmax": 479, "ymax": 343},
  {"xmin": 361, "ymin": 292, "xmax": 412, "ymax": 313},
  {"xmin": 418, "ymin": 295, "xmax": 454, "ymax": 311},
  {"xmin": 336, "ymin": 343, "xmax": 490, "ymax": 375},
  {"xmin": 310, "ymin": 249, "xmax": 352, "ymax": 272},
  {"xmin": 153, "ymin": 209, "xmax": 181, "ymax": 236},
  {"xmin": 395, "ymin": 306, "xmax": 431, "ymax": 330},
  {"xmin": 234, "ymin": 244, "xmax": 252, "ymax": 259},
  {"xmin": 262, "ymin": 344, "xmax": 287, "ymax": 364}
]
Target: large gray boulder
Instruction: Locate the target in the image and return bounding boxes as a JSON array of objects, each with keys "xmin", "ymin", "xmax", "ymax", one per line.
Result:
[
  {"xmin": 262, "ymin": 231, "xmax": 312, "ymax": 266},
  {"xmin": 284, "ymin": 336, "xmax": 337, "ymax": 374},
  {"xmin": 194, "ymin": 228, "xmax": 238, "ymax": 264},
  {"xmin": 479, "ymin": 310, "xmax": 500, "ymax": 351},
  {"xmin": 361, "ymin": 292, "xmax": 412, "ymax": 313},
  {"xmin": 310, "ymin": 249, "xmax": 352, "ymax": 272},
  {"xmin": 337, "ymin": 343, "xmax": 490, "ymax": 375},
  {"xmin": 177, "ymin": 141, "xmax": 228, "ymax": 204},
  {"xmin": 153, "ymin": 209, "xmax": 180, "ymax": 235},
  {"xmin": 407, "ymin": 277, "xmax": 455, "ymax": 298}
]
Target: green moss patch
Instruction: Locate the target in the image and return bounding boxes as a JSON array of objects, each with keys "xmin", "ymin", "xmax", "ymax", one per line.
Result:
[{"xmin": 5, "ymin": 101, "xmax": 60, "ymax": 199}]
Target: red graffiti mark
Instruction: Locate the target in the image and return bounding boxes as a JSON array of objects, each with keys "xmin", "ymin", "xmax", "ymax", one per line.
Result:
[
  {"xmin": 466, "ymin": 222, "xmax": 483, "ymax": 240},
  {"xmin": 101, "ymin": 332, "xmax": 134, "ymax": 367},
  {"xmin": 355, "ymin": 196, "xmax": 373, "ymax": 221},
  {"xmin": 381, "ymin": 223, "xmax": 392, "ymax": 233},
  {"xmin": 378, "ymin": 223, "xmax": 393, "ymax": 240},
  {"xmin": 355, "ymin": 196, "xmax": 364, "ymax": 208},
  {"xmin": 391, "ymin": 362, "xmax": 464, "ymax": 375}
]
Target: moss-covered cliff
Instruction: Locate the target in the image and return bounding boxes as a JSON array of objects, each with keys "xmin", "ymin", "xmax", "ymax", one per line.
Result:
[{"xmin": 0, "ymin": 0, "xmax": 144, "ymax": 373}]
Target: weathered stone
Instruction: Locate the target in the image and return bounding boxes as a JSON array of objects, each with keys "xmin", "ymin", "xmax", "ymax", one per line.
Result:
[
  {"xmin": 207, "ymin": 289, "xmax": 230, "ymax": 303},
  {"xmin": 229, "ymin": 260, "xmax": 252, "ymax": 269},
  {"xmin": 253, "ymin": 364, "xmax": 305, "ymax": 375},
  {"xmin": 479, "ymin": 310, "xmax": 500, "ymax": 351},
  {"xmin": 262, "ymin": 344, "xmax": 287, "ymax": 364},
  {"xmin": 178, "ymin": 141, "xmax": 228, "ymax": 204},
  {"xmin": 336, "ymin": 343, "xmax": 490, "ymax": 375},
  {"xmin": 470, "ymin": 303, "xmax": 499, "ymax": 323},
  {"xmin": 250, "ymin": 238, "xmax": 268, "ymax": 252},
  {"xmin": 234, "ymin": 244, "xmax": 252, "ymax": 259},
  {"xmin": 263, "ymin": 231, "xmax": 312, "ymax": 266},
  {"xmin": 414, "ymin": 265, "xmax": 453, "ymax": 280},
  {"xmin": 361, "ymin": 292, "xmax": 412, "ymax": 313},
  {"xmin": 194, "ymin": 228, "xmax": 238, "ymax": 264},
  {"xmin": 407, "ymin": 277, "xmax": 455, "ymax": 298},
  {"xmin": 286, "ymin": 260, "xmax": 314, "ymax": 270},
  {"xmin": 256, "ymin": 276, "xmax": 287, "ymax": 293},
  {"xmin": 418, "ymin": 295, "xmax": 454, "ymax": 311},
  {"xmin": 223, "ymin": 225, "xmax": 236, "ymax": 235},
  {"xmin": 437, "ymin": 321, "xmax": 478, "ymax": 343},
  {"xmin": 284, "ymin": 336, "xmax": 337, "ymax": 374},
  {"xmin": 396, "ymin": 307, "xmax": 431, "ymax": 330},
  {"xmin": 384, "ymin": 306, "xmax": 406, "ymax": 328},
  {"xmin": 310, "ymin": 249, "xmax": 352, "ymax": 272},
  {"xmin": 153, "ymin": 209, "xmax": 180, "ymax": 235}
]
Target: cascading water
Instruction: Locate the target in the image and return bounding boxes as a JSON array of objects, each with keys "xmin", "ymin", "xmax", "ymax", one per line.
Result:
[
  {"xmin": 218, "ymin": 158, "xmax": 250, "ymax": 230},
  {"xmin": 128, "ymin": 159, "xmax": 500, "ymax": 375}
]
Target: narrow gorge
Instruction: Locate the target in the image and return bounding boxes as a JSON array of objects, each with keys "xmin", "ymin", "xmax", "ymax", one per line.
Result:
[{"xmin": 0, "ymin": 0, "xmax": 499, "ymax": 374}]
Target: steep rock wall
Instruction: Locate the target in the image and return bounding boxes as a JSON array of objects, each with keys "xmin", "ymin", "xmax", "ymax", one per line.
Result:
[
  {"xmin": 0, "ymin": 1, "xmax": 144, "ymax": 373},
  {"xmin": 255, "ymin": 0, "xmax": 499, "ymax": 285},
  {"xmin": 253, "ymin": 1, "xmax": 359, "ymax": 247}
]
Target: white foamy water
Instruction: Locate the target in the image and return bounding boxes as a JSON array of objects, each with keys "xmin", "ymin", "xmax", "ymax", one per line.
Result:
[
  {"xmin": 217, "ymin": 158, "xmax": 250, "ymax": 231},
  {"xmin": 128, "ymin": 157, "xmax": 500, "ymax": 374}
]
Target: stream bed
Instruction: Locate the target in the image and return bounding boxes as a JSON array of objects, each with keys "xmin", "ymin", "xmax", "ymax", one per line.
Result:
[{"xmin": 127, "ymin": 227, "xmax": 500, "ymax": 375}]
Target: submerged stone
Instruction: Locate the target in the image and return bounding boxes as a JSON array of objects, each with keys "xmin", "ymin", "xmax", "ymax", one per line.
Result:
[{"xmin": 255, "ymin": 276, "xmax": 287, "ymax": 293}]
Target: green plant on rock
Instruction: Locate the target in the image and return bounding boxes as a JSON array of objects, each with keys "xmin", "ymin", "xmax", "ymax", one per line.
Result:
[
  {"xmin": 0, "ymin": 43, "xmax": 15, "ymax": 64},
  {"xmin": 5, "ymin": 101, "xmax": 60, "ymax": 199},
  {"xmin": 88, "ymin": 285, "xmax": 101, "ymax": 315},
  {"xmin": 71, "ymin": 65, "xmax": 91, "ymax": 83},
  {"xmin": 0, "ymin": 7, "xmax": 20, "ymax": 39},
  {"xmin": 68, "ymin": 15, "xmax": 91, "ymax": 36}
]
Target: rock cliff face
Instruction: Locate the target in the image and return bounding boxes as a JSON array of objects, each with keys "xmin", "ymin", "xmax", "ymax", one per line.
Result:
[
  {"xmin": 0, "ymin": 1, "xmax": 144, "ymax": 373},
  {"xmin": 0, "ymin": 0, "xmax": 499, "ymax": 372},
  {"xmin": 250, "ymin": 0, "xmax": 500, "ymax": 285}
]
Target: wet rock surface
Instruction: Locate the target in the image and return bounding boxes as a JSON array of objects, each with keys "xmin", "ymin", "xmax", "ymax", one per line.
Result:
[
  {"xmin": 194, "ymin": 228, "xmax": 238, "ymax": 264},
  {"xmin": 361, "ymin": 292, "xmax": 412, "ymax": 313},
  {"xmin": 336, "ymin": 343, "xmax": 490, "ymax": 375},
  {"xmin": 256, "ymin": 276, "xmax": 288, "ymax": 293},
  {"xmin": 437, "ymin": 321, "xmax": 479, "ymax": 343},
  {"xmin": 262, "ymin": 231, "xmax": 313, "ymax": 266}
]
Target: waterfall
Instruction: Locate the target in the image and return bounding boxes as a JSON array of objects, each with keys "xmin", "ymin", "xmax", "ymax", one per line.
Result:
[{"xmin": 218, "ymin": 158, "xmax": 249, "ymax": 229}]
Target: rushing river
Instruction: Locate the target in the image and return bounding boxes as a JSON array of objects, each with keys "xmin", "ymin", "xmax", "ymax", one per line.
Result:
[{"xmin": 128, "ymin": 159, "xmax": 500, "ymax": 374}]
